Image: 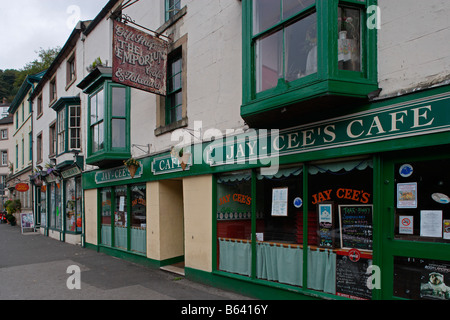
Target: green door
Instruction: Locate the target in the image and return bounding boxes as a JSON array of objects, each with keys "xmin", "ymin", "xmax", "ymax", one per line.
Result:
[{"xmin": 380, "ymin": 147, "xmax": 450, "ymax": 300}]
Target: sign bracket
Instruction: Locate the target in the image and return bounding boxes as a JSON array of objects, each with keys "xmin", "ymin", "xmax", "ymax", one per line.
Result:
[{"xmin": 120, "ymin": 14, "xmax": 171, "ymax": 42}]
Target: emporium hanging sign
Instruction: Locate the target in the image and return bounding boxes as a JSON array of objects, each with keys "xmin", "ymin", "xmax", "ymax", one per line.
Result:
[
  {"xmin": 206, "ymin": 91, "xmax": 450, "ymax": 166},
  {"xmin": 112, "ymin": 20, "xmax": 168, "ymax": 96}
]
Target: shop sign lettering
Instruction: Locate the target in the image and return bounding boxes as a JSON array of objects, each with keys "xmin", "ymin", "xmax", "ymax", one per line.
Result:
[
  {"xmin": 312, "ymin": 188, "xmax": 371, "ymax": 204},
  {"xmin": 95, "ymin": 162, "xmax": 143, "ymax": 184},
  {"xmin": 151, "ymin": 154, "xmax": 191, "ymax": 175},
  {"xmin": 218, "ymin": 193, "xmax": 252, "ymax": 206},
  {"xmin": 112, "ymin": 20, "xmax": 168, "ymax": 96},
  {"xmin": 207, "ymin": 93, "xmax": 450, "ymax": 166}
]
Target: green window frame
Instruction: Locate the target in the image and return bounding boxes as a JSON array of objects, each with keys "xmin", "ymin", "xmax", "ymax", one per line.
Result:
[
  {"xmin": 165, "ymin": 50, "xmax": 183, "ymax": 126},
  {"xmin": 86, "ymin": 80, "xmax": 131, "ymax": 166},
  {"xmin": 165, "ymin": 0, "xmax": 182, "ymax": 21},
  {"xmin": 52, "ymin": 97, "xmax": 81, "ymax": 156},
  {"xmin": 241, "ymin": 0, "xmax": 378, "ymax": 121}
]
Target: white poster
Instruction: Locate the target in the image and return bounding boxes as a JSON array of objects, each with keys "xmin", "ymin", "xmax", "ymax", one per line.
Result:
[
  {"xmin": 271, "ymin": 187, "xmax": 288, "ymax": 216},
  {"xmin": 420, "ymin": 210, "xmax": 443, "ymax": 238},
  {"xmin": 397, "ymin": 183, "xmax": 417, "ymax": 208}
]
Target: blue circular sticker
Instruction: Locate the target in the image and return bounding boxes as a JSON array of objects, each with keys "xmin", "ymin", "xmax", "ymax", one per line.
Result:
[
  {"xmin": 294, "ymin": 197, "xmax": 303, "ymax": 208},
  {"xmin": 399, "ymin": 164, "xmax": 413, "ymax": 177}
]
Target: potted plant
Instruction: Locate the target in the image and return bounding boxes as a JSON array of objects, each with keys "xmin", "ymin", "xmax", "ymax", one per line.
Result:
[
  {"xmin": 4, "ymin": 199, "xmax": 21, "ymax": 226},
  {"xmin": 124, "ymin": 158, "xmax": 140, "ymax": 178}
]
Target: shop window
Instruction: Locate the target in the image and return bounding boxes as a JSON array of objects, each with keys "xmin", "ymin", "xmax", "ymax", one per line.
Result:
[
  {"xmin": 308, "ymin": 159, "xmax": 373, "ymax": 299},
  {"xmin": 40, "ymin": 186, "xmax": 47, "ymax": 228},
  {"xmin": 394, "ymin": 159, "xmax": 450, "ymax": 243},
  {"xmin": 100, "ymin": 188, "xmax": 112, "ymax": 246},
  {"xmin": 216, "ymin": 171, "xmax": 252, "ymax": 277},
  {"xmin": 394, "ymin": 256, "xmax": 450, "ymax": 300},
  {"xmin": 114, "ymin": 186, "xmax": 128, "ymax": 250},
  {"xmin": 49, "ymin": 183, "xmax": 62, "ymax": 231},
  {"xmin": 255, "ymin": 166, "xmax": 304, "ymax": 287},
  {"xmin": 215, "ymin": 159, "xmax": 374, "ymax": 299},
  {"xmin": 65, "ymin": 177, "xmax": 82, "ymax": 233},
  {"xmin": 166, "ymin": 51, "xmax": 183, "ymax": 125},
  {"xmin": 100, "ymin": 185, "xmax": 147, "ymax": 254},
  {"xmin": 131, "ymin": 184, "xmax": 147, "ymax": 254}
]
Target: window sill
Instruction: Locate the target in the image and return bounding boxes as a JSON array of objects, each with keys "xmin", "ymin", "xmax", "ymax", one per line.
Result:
[
  {"xmin": 154, "ymin": 117, "xmax": 188, "ymax": 136},
  {"xmin": 156, "ymin": 6, "xmax": 187, "ymax": 36}
]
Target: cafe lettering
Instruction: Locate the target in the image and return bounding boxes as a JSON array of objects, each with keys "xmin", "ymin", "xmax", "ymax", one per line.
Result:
[{"xmin": 207, "ymin": 96, "xmax": 449, "ymax": 166}]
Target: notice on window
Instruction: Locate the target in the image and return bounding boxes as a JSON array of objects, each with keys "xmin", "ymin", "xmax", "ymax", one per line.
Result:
[
  {"xmin": 271, "ymin": 187, "xmax": 288, "ymax": 216},
  {"xmin": 444, "ymin": 220, "xmax": 450, "ymax": 240},
  {"xmin": 399, "ymin": 216, "xmax": 414, "ymax": 235},
  {"xmin": 397, "ymin": 183, "xmax": 417, "ymax": 208},
  {"xmin": 420, "ymin": 210, "xmax": 443, "ymax": 238}
]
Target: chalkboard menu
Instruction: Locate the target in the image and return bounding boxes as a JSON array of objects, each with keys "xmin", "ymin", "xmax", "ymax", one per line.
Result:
[
  {"xmin": 339, "ymin": 205, "xmax": 373, "ymax": 250},
  {"xmin": 336, "ymin": 253, "xmax": 372, "ymax": 300}
]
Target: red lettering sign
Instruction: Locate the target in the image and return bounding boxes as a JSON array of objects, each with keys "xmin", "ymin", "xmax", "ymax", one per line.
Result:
[{"xmin": 15, "ymin": 183, "xmax": 29, "ymax": 192}]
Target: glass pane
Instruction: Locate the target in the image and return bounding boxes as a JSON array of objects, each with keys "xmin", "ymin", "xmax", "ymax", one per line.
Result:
[
  {"xmin": 216, "ymin": 171, "xmax": 252, "ymax": 277},
  {"xmin": 131, "ymin": 184, "xmax": 146, "ymax": 254},
  {"xmin": 255, "ymin": 166, "xmax": 304, "ymax": 287},
  {"xmin": 394, "ymin": 159, "xmax": 450, "ymax": 243},
  {"xmin": 285, "ymin": 13, "xmax": 317, "ymax": 82},
  {"xmin": 40, "ymin": 187, "xmax": 47, "ymax": 228},
  {"xmin": 308, "ymin": 159, "xmax": 374, "ymax": 299},
  {"xmin": 75, "ymin": 177, "xmax": 82, "ymax": 232},
  {"xmin": 114, "ymin": 186, "xmax": 128, "ymax": 249},
  {"xmin": 112, "ymin": 119, "xmax": 126, "ymax": 149},
  {"xmin": 255, "ymin": 30, "xmax": 283, "ymax": 93},
  {"xmin": 394, "ymin": 256, "xmax": 450, "ymax": 300},
  {"xmin": 100, "ymin": 188, "xmax": 112, "ymax": 246},
  {"xmin": 283, "ymin": 0, "xmax": 314, "ymax": 19},
  {"xmin": 338, "ymin": 7, "xmax": 361, "ymax": 71},
  {"xmin": 112, "ymin": 87, "xmax": 126, "ymax": 117},
  {"xmin": 55, "ymin": 182, "xmax": 61, "ymax": 230},
  {"xmin": 253, "ymin": 0, "xmax": 281, "ymax": 35},
  {"xmin": 65, "ymin": 178, "xmax": 76, "ymax": 232},
  {"xmin": 98, "ymin": 122, "xmax": 104, "ymax": 150},
  {"xmin": 171, "ymin": 105, "xmax": 183, "ymax": 123}
]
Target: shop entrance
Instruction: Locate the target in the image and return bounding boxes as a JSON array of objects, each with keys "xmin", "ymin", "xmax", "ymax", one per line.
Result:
[
  {"xmin": 159, "ymin": 179, "xmax": 185, "ymax": 276},
  {"xmin": 380, "ymin": 147, "xmax": 450, "ymax": 300}
]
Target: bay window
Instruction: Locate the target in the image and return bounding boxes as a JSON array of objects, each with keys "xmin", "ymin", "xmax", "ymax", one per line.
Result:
[
  {"xmin": 51, "ymin": 97, "xmax": 81, "ymax": 155},
  {"xmin": 81, "ymin": 72, "xmax": 131, "ymax": 167},
  {"xmin": 242, "ymin": 0, "xmax": 378, "ymax": 127}
]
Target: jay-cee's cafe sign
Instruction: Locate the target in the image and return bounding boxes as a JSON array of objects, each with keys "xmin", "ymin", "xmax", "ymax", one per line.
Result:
[{"xmin": 112, "ymin": 20, "xmax": 168, "ymax": 96}]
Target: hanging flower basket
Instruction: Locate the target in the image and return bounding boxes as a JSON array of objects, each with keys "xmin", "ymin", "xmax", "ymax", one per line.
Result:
[{"xmin": 124, "ymin": 158, "xmax": 140, "ymax": 178}]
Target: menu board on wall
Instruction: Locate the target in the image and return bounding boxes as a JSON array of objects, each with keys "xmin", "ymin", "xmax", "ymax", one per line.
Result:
[
  {"xmin": 271, "ymin": 187, "xmax": 288, "ymax": 216},
  {"xmin": 339, "ymin": 205, "xmax": 373, "ymax": 250},
  {"xmin": 336, "ymin": 253, "xmax": 372, "ymax": 300}
]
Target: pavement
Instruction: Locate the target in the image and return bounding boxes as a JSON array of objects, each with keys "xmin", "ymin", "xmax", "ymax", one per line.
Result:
[{"xmin": 0, "ymin": 223, "xmax": 253, "ymax": 301}]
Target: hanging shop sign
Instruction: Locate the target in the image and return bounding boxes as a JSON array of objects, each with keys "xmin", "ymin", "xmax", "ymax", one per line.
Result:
[
  {"xmin": 60, "ymin": 165, "xmax": 82, "ymax": 179},
  {"xmin": 112, "ymin": 20, "xmax": 168, "ymax": 96},
  {"xmin": 95, "ymin": 162, "xmax": 143, "ymax": 184},
  {"xmin": 206, "ymin": 92, "xmax": 450, "ymax": 166},
  {"xmin": 15, "ymin": 183, "xmax": 30, "ymax": 192}
]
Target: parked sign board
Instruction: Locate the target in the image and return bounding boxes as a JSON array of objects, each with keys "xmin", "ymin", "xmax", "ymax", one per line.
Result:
[{"xmin": 112, "ymin": 20, "xmax": 168, "ymax": 96}]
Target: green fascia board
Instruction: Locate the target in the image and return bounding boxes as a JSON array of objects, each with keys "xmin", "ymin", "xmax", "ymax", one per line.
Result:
[
  {"xmin": 51, "ymin": 96, "xmax": 81, "ymax": 111},
  {"xmin": 8, "ymin": 73, "xmax": 43, "ymax": 114},
  {"xmin": 241, "ymin": 79, "xmax": 377, "ymax": 118}
]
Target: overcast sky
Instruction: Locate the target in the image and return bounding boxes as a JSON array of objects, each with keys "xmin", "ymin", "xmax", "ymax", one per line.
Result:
[{"xmin": 0, "ymin": 0, "xmax": 110, "ymax": 70}]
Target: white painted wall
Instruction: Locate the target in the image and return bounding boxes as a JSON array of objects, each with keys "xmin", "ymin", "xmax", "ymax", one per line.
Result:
[{"xmin": 378, "ymin": 0, "xmax": 450, "ymax": 98}]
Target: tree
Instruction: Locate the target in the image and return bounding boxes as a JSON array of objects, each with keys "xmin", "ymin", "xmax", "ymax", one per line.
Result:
[{"xmin": 14, "ymin": 47, "xmax": 61, "ymax": 87}]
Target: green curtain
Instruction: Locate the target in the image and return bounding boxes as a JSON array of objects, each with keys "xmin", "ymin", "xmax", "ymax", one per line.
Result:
[
  {"xmin": 101, "ymin": 225, "xmax": 111, "ymax": 246},
  {"xmin": 131, "ymin": 227, "xmax": 147, "ymax": 254},
  {"xmin": 307, "ymin": 248, "xmax": 336, "ymax": 294},
  {"xmin": 114, "ymin": 226, "xmax": 127, "ymax": 249},
  {"xmin": 219, "ymin": 239, "xmax": 251, "ymax": 276},
  {"xmin": 257, "ymin": 243, "xmax": 303, "ymax": 286}
]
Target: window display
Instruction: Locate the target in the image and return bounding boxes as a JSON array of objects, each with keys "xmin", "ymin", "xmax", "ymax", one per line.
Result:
[
  {"xmin": 114, "ymin": 186, "xmax": 127, "ymax": 249},
  {"xmin": 65, "ymin": 177, "xmax": 82, "ymax": 233},
  {"xmin": 338, "ymin": 6, "xmax": 361, "ymax": 71},
  {"xmin": 394, "ymin": 159, "xmax": 450, "ymax": 243},
  {"xmin": 100, "ymin": 188, "xmax": 112, "ymax": 246},
  {"xmin": 131, "ymin": 184, "xmax": 146, "ymax": 254},
  {"xmin": 215, "ymin": 159, "xmax": 374, "ymax": 299}
]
